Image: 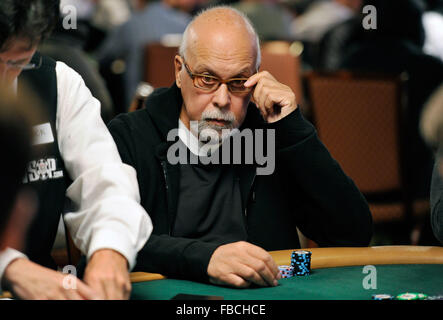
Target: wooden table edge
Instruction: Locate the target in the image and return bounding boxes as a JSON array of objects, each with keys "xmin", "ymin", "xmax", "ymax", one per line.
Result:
[
  {"xmin": 2, "ymin": 245, "xmax": 441, "ymax": 297},
  {"xmin": 129, "ymin": 245, "xmax": 443, "ymax": 283}
]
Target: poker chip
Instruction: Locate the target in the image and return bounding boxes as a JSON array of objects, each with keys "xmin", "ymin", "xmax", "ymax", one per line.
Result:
[
  {"xmin": 290, "ymin": 250, "xmax": 312, "ymax": 276},
  {"xmin": 278, "ymin": 265, "xmax": 294, "ymax": 278},
  {"xmin": 395, "ymin": 292, "xmax": 428, "ymax": 300},
  {"xmin": 372, "ymin": 294, "xmax": 394, "ymax": 300},
  {"xmin": 396, "ymin": 293, "xmax": 420, "ymax": 300},
  {"xmin": 416, "ymin": 293, "xmax": 428, "ymax": 300}
]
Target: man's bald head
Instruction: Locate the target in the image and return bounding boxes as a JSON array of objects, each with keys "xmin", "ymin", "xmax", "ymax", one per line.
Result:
[
  {"xmin": 179, "ymin": 6, "xmax": 261, "ymax": 70},
  {"xmin": 175, "ymin": 6, "xmax": 261, "ymax": 138}
]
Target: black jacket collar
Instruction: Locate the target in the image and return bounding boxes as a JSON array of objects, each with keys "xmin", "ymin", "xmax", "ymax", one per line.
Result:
[{"xmin": 145, "ymin": 82, "xmax": 260, "ymax": 213}]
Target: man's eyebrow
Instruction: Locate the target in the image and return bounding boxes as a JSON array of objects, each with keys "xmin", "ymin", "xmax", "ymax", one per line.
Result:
[
  {"xmin": 192, "ymin": 64, "xmax": 219, "ymax": 76},
  {"xmin": 194, "ymin": 65, "xmax": 253, "ymax": 78},
  {"xmin": 232, "ymin": 69, "xmax": 254, "ymax": 78}
]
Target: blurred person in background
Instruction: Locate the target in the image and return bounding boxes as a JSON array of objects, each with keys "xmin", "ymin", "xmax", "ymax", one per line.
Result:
[
  {"xmin": 233, "ymin": 0, "xmax": 294, "ymax": 41},
  {"xmin": 39, "ymin": 1, "xmax": 117, "ymax": 123},
  {"xmin": 0, "ymin": 91, "xmax": 39, "ymax": 258},
  {"xmin": 317, "ymin": 0, "xmax": 443, "ymax": 69},
  {"xmin": 422, "ymin": 0, "xmax": 443, "ymax": 62},
  {"xmin": 60, "ymin": 0, "xmax": 133, "ymax": 32},
  {"xmin": 91, "ymin": 0, "xmax": 134, "ymax": 31},
  {"xmin": 0, "ymin": 0, "xmax": 152, "ymax": 299},
  {"xmin": 420, "ymin": 84, "xmax": 443, "ymax": 245},
  {"xmin": 338, "ymin": 0, "xmax": 443, "ymax": 200},
  {"xmin": 314, "ymin": 3, "xmax": 362, "ymax": 70},
  {"xmin": 291, "ymin": 0, "xmax": 362, "ymax": 43},
  {"xmin": 289, "ymin": 0, "xmax": 362, "ymax": 67},
  {"xmin": 282, "ymin": 0, "xmax": 321, "ymax": 15},
  {"xmin": 96, "ymin": 0, "xmax": 203, "ymax": 112}
]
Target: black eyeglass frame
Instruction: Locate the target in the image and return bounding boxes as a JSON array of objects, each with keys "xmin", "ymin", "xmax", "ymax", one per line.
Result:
[
  {"xmin": 0, "ymin": 54, "xmax": 43, "ymax": 71},
  {"xmin": 181, "ymin": 57, "xmax": 254, "ymax": 94}
]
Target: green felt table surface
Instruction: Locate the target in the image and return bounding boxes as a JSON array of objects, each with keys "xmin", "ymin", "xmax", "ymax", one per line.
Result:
[{"xmin": 130, "ymin": 264, "xmax": 443, "ymax": 300}]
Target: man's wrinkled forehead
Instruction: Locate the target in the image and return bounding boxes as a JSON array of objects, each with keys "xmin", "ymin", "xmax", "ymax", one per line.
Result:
[{"xmin": 185, "ymin": 25, "xmax": 258, "ymax": 71}]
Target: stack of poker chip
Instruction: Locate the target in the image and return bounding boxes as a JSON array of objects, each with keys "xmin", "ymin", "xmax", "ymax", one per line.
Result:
[
  {"xmin": 291, "ymin": 250, "xmax": 312, "ymax": 276},
  {"xmin": 278, "ymin": 265, "xmax": 294, "ymax": 278}
]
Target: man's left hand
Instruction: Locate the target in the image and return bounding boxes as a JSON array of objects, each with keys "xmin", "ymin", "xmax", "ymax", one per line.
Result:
[
  {"xmin": 244, "ymin": 71, "xmax": 297, "ymax": 123},
  {"xmin": 83, "ymin": 249, "xmax": 131, "ymax": 300}
]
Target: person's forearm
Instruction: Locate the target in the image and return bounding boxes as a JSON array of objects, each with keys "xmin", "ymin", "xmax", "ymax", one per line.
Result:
[
  {"xmin": 134, "ymin": 234, "xmax": 219, "ymax": 282},
  {"xmin": 0, "ymin": 248, "xmax": 28, "ymax": 290}
]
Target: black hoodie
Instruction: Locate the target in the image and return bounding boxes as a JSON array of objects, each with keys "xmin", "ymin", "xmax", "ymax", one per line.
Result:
[{"xmin": 108, "ymin": 83, "xmax": 373, "ymax": 282}]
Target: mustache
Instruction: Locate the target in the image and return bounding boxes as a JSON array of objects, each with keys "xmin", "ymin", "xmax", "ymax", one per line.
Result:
[
  {"xmin": 196, "ymin": 109, "xmax": 237, "ymax": 144},
  {"xmin": 200, "ymin": 109, "xmax": 236, "ymax": 127}
]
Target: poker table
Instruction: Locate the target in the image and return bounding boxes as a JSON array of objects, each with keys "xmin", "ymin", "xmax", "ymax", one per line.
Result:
[{"xmin": 129, "ymin": 246, "xmax": 443, "ymax": 300}]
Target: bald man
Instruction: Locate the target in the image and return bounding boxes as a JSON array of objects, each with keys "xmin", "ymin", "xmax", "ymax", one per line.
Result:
[{"xmin": 108, "ymin": 6, "xmax": 372, "ymax": 288}]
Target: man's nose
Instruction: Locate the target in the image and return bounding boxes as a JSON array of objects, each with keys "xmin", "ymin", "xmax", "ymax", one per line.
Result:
[{"xmin": 212, "ymin": 83, "xmax": 230, "ymax": 109}]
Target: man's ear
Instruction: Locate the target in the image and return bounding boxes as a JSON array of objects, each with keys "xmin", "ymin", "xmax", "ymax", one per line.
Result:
[
  {"xmin": 0, "ymin": 189, "xmax": 36, "ymax": 252},
  {"xmin": 174, "ymin": 55, "xmax": 183, "ymax": 88}
]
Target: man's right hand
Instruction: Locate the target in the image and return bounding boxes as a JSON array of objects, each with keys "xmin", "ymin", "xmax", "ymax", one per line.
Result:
[
  {"xmin": 207, "ymin": 241, "xmax": 281, "ymax": 288},
  {"xmin": 3, "ymin": 258, "xmax": 99, "ymax": 300}
]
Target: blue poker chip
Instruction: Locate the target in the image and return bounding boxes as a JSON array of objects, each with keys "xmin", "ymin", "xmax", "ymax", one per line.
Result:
[{"xmin": 291, "ymin": 250, "xmax": 312, "ymax": 276}]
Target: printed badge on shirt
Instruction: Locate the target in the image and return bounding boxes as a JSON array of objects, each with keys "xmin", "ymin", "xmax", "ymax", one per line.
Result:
[
  {"xmin": 32, "ymin": 123, "xmax": 55, "ymax": 145},
  {"xmin": 23, "ymin": 158, "xmax": 64, "ymax": 183}
]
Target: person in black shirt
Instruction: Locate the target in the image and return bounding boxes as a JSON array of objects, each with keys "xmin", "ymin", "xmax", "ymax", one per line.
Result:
[
  {"xmin": 109, "ymin": 6, "xmax": 373, "ymax": 288},
  {"xmin": 421, "ymin": 84, "xmax": 443, "ymax": 244}
]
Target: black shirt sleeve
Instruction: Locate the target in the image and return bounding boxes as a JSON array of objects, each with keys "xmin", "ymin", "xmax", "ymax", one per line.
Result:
[{"xmin": 134, "ymin": 234, "xmax": 219, "ymax": 282}]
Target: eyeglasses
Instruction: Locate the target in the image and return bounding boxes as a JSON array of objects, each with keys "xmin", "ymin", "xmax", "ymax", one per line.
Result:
[
  {"xmin": 182, "ymin": 58, "xmax": 253, "ymax": 94},
  {"xmin": 0, "ymin": 55, "xmax": 42, "ymax": 71}
]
